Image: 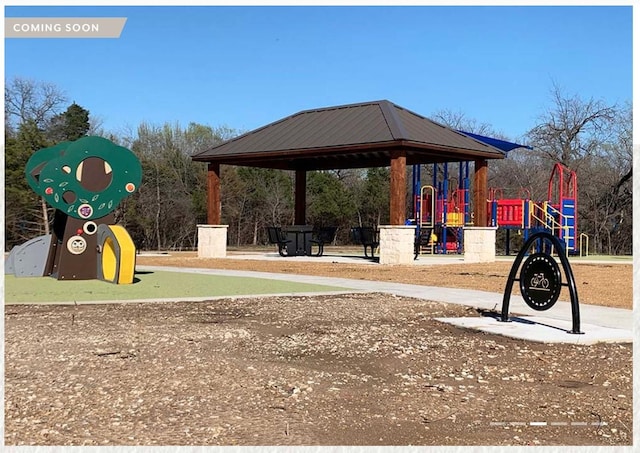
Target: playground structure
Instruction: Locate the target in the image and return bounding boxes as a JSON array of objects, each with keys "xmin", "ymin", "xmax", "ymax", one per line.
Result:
[
  {"xmin": 411, "ymin": 161, "xmax": 471, "ymax": 255},
  {"xmin": 5, "ymin": 136, "xmax": 141, "ymax": 284},
  {"xmin": 411, "ymin": 161, "xmax": 582, "ymax": 257},
  {"xmin": 488, "ymin": 162, "xmax": 579, "ymax": 255}
]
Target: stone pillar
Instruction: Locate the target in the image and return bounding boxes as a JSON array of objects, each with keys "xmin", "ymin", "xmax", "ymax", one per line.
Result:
[
  {"xmin": 464, "ymin": 227, "xmax": 497, "ymax": 263},
  {"xmin": 197, "ymin": 225, "xmax": 228, "ymax": 258},
  {"xmin": 379, "ymin": 225, "xmax": 415, "ymax": 265}
]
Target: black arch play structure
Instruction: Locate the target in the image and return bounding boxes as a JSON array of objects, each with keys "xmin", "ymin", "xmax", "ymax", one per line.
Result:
[{"xmin": 500, "ymin": 231, "xmax": 583, "ymax": 335}]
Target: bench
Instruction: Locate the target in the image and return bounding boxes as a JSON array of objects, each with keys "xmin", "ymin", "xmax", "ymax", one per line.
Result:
[
  {"xmin": 266, "ymin": 226, "xmax": 291, "ymax": 257},
  {"xmin": 350, "ymin": 226, "xmax": 379, "ymax": 258},
  {"xmin": 310, "ymin": 226, "xmax": 338, "ymax": 257}
]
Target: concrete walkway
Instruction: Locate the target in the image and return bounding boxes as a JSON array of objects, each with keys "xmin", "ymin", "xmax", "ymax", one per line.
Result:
[
  {"xmin": 222, "ymin": 250, "xmax": 633, "ymax": 266},
  {"xmin": 138, "ymin": 265, "xmax": 633, "ymax": 345}
]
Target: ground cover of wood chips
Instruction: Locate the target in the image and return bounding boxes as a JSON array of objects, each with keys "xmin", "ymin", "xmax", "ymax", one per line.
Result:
[{"xmin": 4, "ymin": 253, "xmax": 633, "ymax": 446}]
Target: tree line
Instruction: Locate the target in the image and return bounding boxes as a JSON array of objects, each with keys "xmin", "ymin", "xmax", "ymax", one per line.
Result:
[{"xmin": 4, "ymin": 78, "xmax": 632, "ymax": 255}]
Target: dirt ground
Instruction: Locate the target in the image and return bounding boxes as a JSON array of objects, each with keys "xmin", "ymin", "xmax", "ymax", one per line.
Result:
[
  {"xmin": 4, "ymin": 252, "xmax": 633, "ymax": 446},
  {"xmin": 137, "ymin": 251, "xmax": 633, "ymax": 309}
]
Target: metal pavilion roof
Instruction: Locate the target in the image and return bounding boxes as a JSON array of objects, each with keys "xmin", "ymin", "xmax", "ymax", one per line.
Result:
[{"xmin": 191, "ymin": 100, "xmax": 508, "ymax": 170}]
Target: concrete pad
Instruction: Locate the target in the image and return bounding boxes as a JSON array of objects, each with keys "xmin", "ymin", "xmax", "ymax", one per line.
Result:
[
  {"xmin": 138, "ymin": 265, "xmax": 634, "ymax": 333},
  {"xmin": 436, "ymin": 315, "xmax": 633, "ymax": 345}
]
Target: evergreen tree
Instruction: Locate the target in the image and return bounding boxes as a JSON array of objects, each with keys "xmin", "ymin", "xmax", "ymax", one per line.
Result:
[
  {"xmin": 357, "ymin": 167, "xmax": 390, "ymax": 226},
  {"xmin": 47, "ymin": 102, "xmax": 90, "ymax": 142},
  {"xmin": 5, "ymin": 121, "xmax": 52, "ymax": 248},
  {"xmin": 307, "ymin": 171, "xmax": 355, "ymax": 228}
]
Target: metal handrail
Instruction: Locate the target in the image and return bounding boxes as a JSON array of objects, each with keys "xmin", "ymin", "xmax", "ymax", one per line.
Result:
[
  {"xmin": 530, "ymin": 202, "xmax": 562, "ymax": 232},
  {"xmin": 529, "ymin": 202, "xmax": 571, "ymax": 256}
]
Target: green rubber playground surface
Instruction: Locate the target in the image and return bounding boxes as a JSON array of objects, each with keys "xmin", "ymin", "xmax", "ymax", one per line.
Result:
[{"xmin": 4, "ymin": 270, "xmax": 348, "ymax": 304}]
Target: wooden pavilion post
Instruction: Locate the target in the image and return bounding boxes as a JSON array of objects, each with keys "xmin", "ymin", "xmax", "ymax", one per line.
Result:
[
  {"xmin": 473, "ymin": 158, "xmax": 488, "ymax": 227},
  {"xmin": 199, "ymin": 162, "xmax": 227, "ymax": 258},
  {"xmin": 389, "ymin": 150, "xmax": 407, "ymax": 225},
  {"xmin": 378, "ymin": 149, "xmax": 413, "ymax": 264},
  {"xmin": 294, "ymin": 169, "xmax": 307, "ymax": 225},
  {"xmin": 207, "ymin": 162, "xmax": 221, "ymax": 225}
]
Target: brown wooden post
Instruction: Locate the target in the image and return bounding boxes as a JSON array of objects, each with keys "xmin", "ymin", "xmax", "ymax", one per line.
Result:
[
  {"xmin": 389, "ymin": 150, "xmax": 407, "ymax": 226},
  {"xmin": 295, "ymin": 169, "xmax": 307, "ymax": 225},
  {"xmin": 473, "ymin": 158, "xmax": 489, "ymax": 227},
  {"xmin": 207, "ymin": 162, "xmax": 221, "ymax": 225}
]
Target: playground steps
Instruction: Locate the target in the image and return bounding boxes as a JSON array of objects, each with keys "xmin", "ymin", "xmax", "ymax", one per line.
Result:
[{"xmin": 415, "ymin": 227, "xmax": 436, "ymax": 255}]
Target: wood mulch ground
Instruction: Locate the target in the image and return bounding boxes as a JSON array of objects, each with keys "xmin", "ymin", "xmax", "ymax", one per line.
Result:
[{"xmin": 5, "ymin": 249, "xmax": 633, "ymax": 446}]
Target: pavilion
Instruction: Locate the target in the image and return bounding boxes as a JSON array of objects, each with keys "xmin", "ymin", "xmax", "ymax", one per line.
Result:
[{"xmin": 192, "ymin": 100, "xmax": 516, "ymax": 263}]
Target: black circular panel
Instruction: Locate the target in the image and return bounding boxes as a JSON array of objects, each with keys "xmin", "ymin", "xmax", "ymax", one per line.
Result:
[{"xmin": 519, "ymin": 253, "xmax": 562, "ymax": 311}]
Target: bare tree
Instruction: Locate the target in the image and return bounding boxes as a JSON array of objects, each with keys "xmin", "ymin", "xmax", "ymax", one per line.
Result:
[
  {"xmin": 87, "ymin": 114, "xmax": 106, "ymax": 136},
  {"xmin": 431, "ymin": 108, "xmax": 500, "ymax": 137},
  {"xmin": 5, "ymin": 77, "xmax": 68, "ymax": 129},
  {"xmin": 526, "ymin": 83, "xmax": 617, "ymax": 168},
  {"xmin": 126, "ymin": 122, "xmax": 231, "ymax": 250},
  {"xmin": 525, "ymin": 86, "xmax": 629, "ymax": 254}
]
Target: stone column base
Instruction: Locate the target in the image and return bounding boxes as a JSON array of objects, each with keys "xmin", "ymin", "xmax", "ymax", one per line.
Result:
[
  {"xmin": 464, "ymin": 227, "xmax": 497, "ymax": 263},
  {"xmin": 197, "ymin": 225, "xmax": 228, "ymax": 258},
  {"xmin": 378, "ymin": 225, "xmax": 415, "ymax": 265}
]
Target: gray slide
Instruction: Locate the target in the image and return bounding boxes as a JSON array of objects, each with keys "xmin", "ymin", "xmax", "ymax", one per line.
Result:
[{"xmin": 5, "ymin": 234, "xmax": 52, "ymax": 277}]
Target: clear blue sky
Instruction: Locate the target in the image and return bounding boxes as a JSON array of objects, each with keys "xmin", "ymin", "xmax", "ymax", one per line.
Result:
[{"xmin": 4, "ymin": 4, "xmax": 633, "ymax": 142}]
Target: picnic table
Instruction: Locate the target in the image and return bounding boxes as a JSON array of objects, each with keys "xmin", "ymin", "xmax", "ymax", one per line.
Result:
[
  {"xmin": 267, "ymin": 225, "xmax": 337, "ymax": 257},
  {"xmin": 350, "ymin": 226, "xmax": 379, "ymax": 258}
]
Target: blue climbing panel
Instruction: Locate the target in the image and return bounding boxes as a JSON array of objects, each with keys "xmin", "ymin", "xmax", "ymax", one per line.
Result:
[{"xmin": 561, "ymin": 198, "xmax": 576, "ymax": 250}]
